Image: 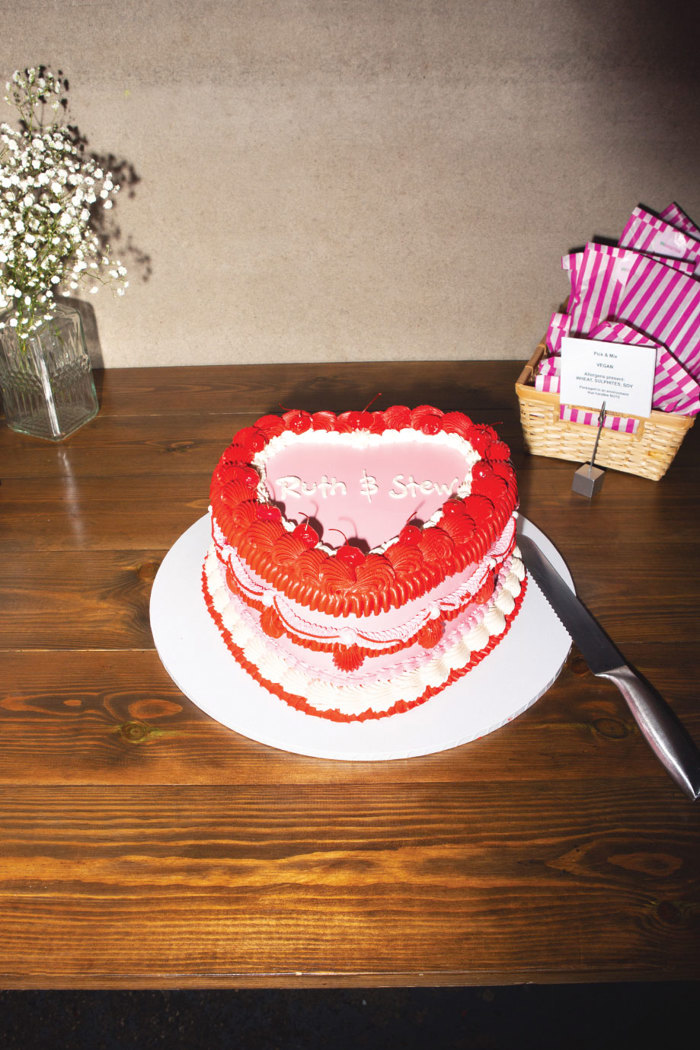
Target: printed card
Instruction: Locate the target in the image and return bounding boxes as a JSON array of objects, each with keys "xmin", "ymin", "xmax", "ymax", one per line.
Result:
[{"xmin": 560, "ymin": 336, "xmax": 655, "ymax": 417}]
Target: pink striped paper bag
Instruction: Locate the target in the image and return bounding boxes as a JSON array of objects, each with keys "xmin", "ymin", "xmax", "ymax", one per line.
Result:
[
  {"xmin": 559, "ymin": 403, "xmax": 640, "ymax": 434},
  {"xmin": 534, "ymin": 355, "xmax": 560, "ymax": 393},
  {"xmin": 545, "ymin": 311, "xmax": 571, "ymax": 354},
  {"xmin": 537, "ymin": 355, "xmax": 561, "ymax": 376},
  {"xmin": 660, "ymin": 202, "xmax": 700, "ymax": 240},
  {"xmin": 615, "ymin": 256, "xmax": 700, "ymax": 382},
  {"xmin": 564, "ymin": 244, "xmax": 694, "ymax": 336},
  {"xmin": 565, "ymin": 245, "xmax": 634, "ymax": 332},
  {"xmin": 590, "ymin": 320, "xmax": 700, "ymax": 416},
  {"xmin": 619, "ymin": 205, "xmax": 700, "ymax": 268},
  {"xmin": 535, "ymin": 374, "xmax": 561, "ymax": 393}
]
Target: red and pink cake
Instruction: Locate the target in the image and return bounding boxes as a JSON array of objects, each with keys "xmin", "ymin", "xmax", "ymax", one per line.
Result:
[{"xmin": 202, "ymin": 405, "xmax": 526, "ymax": 722}]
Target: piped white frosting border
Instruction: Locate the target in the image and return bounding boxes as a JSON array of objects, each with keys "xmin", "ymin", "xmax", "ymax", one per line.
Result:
[{"xmin": 203, "ymin": 543, "xmax": 525, "ymax": 717}]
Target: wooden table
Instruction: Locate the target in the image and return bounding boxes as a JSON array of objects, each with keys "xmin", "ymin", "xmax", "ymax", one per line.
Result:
[{"xmin": 1, "ymin": 361, "xmax": 699, "ymax": 989}]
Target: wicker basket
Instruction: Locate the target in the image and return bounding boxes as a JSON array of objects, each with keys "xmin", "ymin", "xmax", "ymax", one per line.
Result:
[{"xmin": 515, "ymin": 340, "xmax": 695, "ymax": 481}]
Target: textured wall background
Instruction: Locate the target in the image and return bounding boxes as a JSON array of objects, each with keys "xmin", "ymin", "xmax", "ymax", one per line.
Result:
[{"xmin": 2, "ymin": 0, "xmax": 699, "ymax": 367}]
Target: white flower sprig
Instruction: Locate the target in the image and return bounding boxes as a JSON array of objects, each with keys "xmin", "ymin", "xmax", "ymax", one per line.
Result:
[{"xmin": 0, "ymin": 66, "xmax": 128, "ymax": 340}]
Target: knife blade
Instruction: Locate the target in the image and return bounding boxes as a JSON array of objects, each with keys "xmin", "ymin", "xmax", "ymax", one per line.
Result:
[{"xmin": 518, "ymin": 531, "xmax": 700, "ymax": 801}]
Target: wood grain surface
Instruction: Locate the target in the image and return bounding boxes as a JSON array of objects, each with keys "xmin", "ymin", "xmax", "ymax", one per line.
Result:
[{"xmin": 1, "ymin": 361, "xmax": 698, "ymax": 989}]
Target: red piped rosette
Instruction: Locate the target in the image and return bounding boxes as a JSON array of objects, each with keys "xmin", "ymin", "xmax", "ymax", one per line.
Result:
[
  {"xmin": 202, "ymin": 563, "xmax": 527, "ymax": 723},
  {"xmin": 221, "ymin": 540, "xmax": 514, "ymax": 667},
  {"xmin": 209, "ymin": 406, "xmax": 518, "ymax": 618}
]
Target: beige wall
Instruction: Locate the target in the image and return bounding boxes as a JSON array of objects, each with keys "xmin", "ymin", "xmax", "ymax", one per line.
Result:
[{"xmin": 3, "ymin": 0, "xmax": 699, "ymax": 368}]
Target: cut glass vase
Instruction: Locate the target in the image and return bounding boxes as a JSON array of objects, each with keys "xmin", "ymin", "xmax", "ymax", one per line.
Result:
[{"xmin": 0, "ymin": 304, "xmax": 99, "ymax": 440}]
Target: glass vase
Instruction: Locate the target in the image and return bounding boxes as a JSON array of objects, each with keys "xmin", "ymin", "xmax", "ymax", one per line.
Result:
[{"xmin": 0, "ymin": 304, "xmax": 99, "ymax": 441}]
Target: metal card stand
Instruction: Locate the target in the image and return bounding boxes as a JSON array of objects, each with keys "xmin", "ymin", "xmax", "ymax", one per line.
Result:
[{"xmin": 572, "ymin": 403, "xmax": 606, "ymax": 498}]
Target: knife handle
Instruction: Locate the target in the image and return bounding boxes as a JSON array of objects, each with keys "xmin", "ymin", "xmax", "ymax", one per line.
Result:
[{"xmin": 600, "ymin": 665, "xmax": 700, "ymax": 801}]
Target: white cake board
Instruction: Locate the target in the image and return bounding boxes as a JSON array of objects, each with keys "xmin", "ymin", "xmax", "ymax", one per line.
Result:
[{"xmin": 150, "ymin": 515, "xmax": 572, "ymax": 761}]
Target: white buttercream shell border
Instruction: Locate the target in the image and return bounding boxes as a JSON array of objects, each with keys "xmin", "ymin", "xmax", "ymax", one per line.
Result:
[{"xmin": 203, "ymin": 544, "xmax": 525, "ymax": 717}]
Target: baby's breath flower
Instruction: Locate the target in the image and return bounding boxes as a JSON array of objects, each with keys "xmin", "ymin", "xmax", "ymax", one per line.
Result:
[{"xmin": 0, "ymin": 65, "xmax": 128, "ymax": 338}]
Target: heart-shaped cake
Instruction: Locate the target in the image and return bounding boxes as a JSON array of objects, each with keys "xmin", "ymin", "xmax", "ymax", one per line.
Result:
[{"xmin": 203, "ymin": 406, "xmax": 526, "ymax": 721}]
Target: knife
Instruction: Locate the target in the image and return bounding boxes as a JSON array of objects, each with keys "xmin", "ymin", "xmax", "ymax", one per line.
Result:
[{"xmin": 518, "ymin": 532, "xmax": 700, "ymax": 801}]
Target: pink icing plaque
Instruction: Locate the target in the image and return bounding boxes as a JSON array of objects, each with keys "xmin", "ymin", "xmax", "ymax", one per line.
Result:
[{"xmin": 262, "ymin": 438, "xmax": 470, "ymax": 550}]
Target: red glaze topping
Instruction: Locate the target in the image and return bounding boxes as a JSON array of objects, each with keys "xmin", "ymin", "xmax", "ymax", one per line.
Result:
[
  {"xmin": 292, "ymin": 519, "xmax": 320, "ymax": 547},
  {"xmin": 465, "ymin": 423, "xmax": 499, "ymax": 455},
  {"xmin": 399, "ymin": 524, "xmax": 422, "ymax": 545},
  {"xmin": 282, "ymin": 409, "xmax": 312, "ymax": 434},
  {"xmin": 210, "ymin": 406, "xmax": 518, "ymax": 616},
  {"xmin": 486, "ymin": 440, "xmax": 510, "ymax": 461},
  {"xmin": 335, "ymin": 543, "xmax": 366, "ymax": 569},
  {"xmin": 255, "ymin": 503, "xmax": 282, "ymax": 523}
]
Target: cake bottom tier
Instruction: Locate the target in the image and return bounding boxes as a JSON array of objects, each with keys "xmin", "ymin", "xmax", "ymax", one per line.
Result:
[{"xmin": 202, "ymin": 547, "xmax": 527, "ymax": 723}]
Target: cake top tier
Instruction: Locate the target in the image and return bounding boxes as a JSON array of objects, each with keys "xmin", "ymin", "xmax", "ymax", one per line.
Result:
[{"xmin": 209, "ymin": 406, "xmax": 518, "ymax": 616}]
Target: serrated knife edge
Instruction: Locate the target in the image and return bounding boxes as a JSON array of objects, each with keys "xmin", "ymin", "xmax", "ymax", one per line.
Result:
[{"xmin": 517, "ymin": 531, "xmax": 700, "ymax": 800}]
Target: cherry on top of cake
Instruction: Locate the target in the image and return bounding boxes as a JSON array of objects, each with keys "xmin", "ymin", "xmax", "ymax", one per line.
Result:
[{"xmin": 209, "ymin": 406, "xmax": 517, "ymax": 613}]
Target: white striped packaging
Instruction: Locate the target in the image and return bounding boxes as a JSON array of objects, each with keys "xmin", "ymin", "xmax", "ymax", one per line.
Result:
[
  {"xmin": 619, "ymin": 205, "xmax": 700, "ymax": 271},
  {"xmin": 534, "ymin": 373, "xmax": 561, "ymax": 393},
  {"xmin": 590, "ymin": 320, "xmax": 700, "ymax": 416},
  {"xmin": 558, "ymin": 403, "xmax": 640, "ymax": 434},
  {"xmin": 615, "ymin": 256, "xmax": 700, "ymax": 382},
  {"xmin": 660, "ymin": 202, "xmax": 700, "ymax": 240},
  {"xmin": 564, "ymin": 243, "xmax": 694, "ymax": 336}
]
